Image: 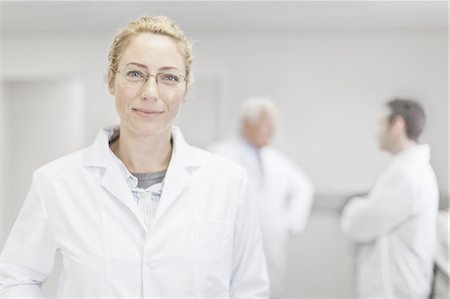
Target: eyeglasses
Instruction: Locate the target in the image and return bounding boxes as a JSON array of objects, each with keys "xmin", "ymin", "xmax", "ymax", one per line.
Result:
[{"xmin": 116, "ymin": 67, "xmax": 187, "ymax": 89}]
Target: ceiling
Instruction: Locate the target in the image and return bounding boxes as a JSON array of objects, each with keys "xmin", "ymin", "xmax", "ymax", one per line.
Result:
[{"xmin": 1, "ymin": 1, "xmax": 448, "ymax": 36}]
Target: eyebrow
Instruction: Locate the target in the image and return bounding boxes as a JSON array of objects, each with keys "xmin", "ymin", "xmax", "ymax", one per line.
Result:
[
  {"xmin": 126, "ymin": 62, "xmax": 182, "ymax": 72},
  {"xmin": 126, "ymin": 62, "xmax": 148, "ymax": 69},
  {"xmin": 159, "ymin": 66, "xmax": 181, "ymax": 72}
]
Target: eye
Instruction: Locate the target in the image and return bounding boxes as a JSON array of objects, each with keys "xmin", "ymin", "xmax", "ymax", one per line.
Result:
[
  {"xmin": 126, "ymin": 70, "xmax": 145, "ymax": 80},
  {"xmin": 160, "ymin": 73, "xmax": 180, "ymax": 83}
]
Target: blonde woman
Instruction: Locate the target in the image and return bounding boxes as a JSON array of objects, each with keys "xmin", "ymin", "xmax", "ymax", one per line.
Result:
[{"xmin": 1, "ymin": 16, "xmax": 269, "ymax": 298}]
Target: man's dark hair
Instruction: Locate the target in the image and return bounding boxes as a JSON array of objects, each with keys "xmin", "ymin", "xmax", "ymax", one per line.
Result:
[{"xmin": 387, "ymin": 99, "xmax": 426, "ymax": 141}]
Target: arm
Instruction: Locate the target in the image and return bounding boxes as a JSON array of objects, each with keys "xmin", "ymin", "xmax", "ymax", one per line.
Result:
[
  {"xmin": 285, "ymin": 164, "xmax": 314, "ymax": 235},
  {"xmin": 1, "ymin": 174, "xmax": 56, "ymax": 298},
  {"xmin": 230, "ymin": 171, "xmax": 270, "ymax": 299},
  {"xmin": 340, "ymin": 171, "xmax": 416, "ymax": 243}
]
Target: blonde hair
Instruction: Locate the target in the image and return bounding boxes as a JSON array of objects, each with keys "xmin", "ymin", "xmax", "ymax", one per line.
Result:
[{"xmin": 108, "ymin": 15, "xmax": 193, "ymax": 86}]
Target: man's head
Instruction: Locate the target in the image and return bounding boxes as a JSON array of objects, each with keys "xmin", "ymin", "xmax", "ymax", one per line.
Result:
[
  {"xmin": 239, "ymin": 97, "xmax": 278, "ymax": 148},
  {"xmin": 377, "ymin": 99, "xmax": 426, "ymax": 153}
]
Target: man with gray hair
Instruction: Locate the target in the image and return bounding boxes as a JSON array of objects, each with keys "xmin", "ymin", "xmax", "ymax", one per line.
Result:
[{"xmin": 209, "ymin": 97, "xmax": 314, "ymax": 298}]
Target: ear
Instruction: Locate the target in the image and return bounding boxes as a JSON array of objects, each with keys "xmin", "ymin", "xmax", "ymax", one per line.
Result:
[
  {"xmin": 107, "ymin": 69, "xmax": 116, "ymax": 95},
  {"xmin": 391, "ymin": 116, "xmax": 406, "ymax": 134}
]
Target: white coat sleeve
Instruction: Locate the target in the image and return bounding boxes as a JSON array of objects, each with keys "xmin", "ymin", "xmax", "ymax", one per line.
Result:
[
  {"xmin": 285, "ymin": 163, "xmax": 314, "ymax": 235},
  {"xmin": 340, "ymin": 171, "xmax": 417, "ymax": 243},
  {"xmin": 230, "ymin": 171, "xmax": 270, "ymax": 299},
  {"xmin": 0, "ymin": 175, "xmax": 56, "ymax": 298}
]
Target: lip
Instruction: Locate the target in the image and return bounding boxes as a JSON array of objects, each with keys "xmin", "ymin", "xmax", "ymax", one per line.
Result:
[{"xmin": 132, "ymin": 108, "xmax": 164, "ymax": 117}]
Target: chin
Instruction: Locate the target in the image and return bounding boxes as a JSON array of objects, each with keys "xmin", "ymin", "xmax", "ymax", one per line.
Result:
[{"xmin": 130, "ymin": 122, "xmax": 166, "ymax": 136}]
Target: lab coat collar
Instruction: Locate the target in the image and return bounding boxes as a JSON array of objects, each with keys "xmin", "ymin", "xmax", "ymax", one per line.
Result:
[
  {"xmin": 84, "ymin": 125, "xmax": 118, "ymax": 168},
  {"xmin": 237, "ymin": 135, "xmax": 265, "ymax": 156},
  {"xmin": 84, "ymin": 125, "xmax": 205, "ymax": 229},
  {"xmin": 84, "ymin": 125, "xmax": 204, "ymax": 170},
  {"xmin": 393, "ymin": 144, "xmax": 431, "ymax": 164}
]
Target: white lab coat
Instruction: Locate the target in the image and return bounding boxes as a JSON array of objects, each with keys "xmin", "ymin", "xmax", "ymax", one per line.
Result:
[
  {"xmin": 0, "ymin": 126, "xmax": 270, "ymax": 299},
  {"xmin": 209, "ymin": 137, "xmax": 314, "ymax": 297},
  {"xmin": 341, "ymin": 144, "xmax": 439, "ymax": 298}
]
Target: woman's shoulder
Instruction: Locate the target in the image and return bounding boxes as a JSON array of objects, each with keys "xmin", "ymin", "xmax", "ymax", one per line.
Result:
[{"xmin": 34, "ymin": 147, "xmax": 90, "ymax": 179}]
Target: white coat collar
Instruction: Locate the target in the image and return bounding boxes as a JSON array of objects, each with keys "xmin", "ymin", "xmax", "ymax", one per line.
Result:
[
  {"xmin": 84, "ymin": 125, "xmax": 204, "ymax": 169},
  {"xmin": 84, "ymin": 125, "xmax": 205, "ymax": 229},
  {"xmin": 238, "ymin": 135, "xmax": 261, "ymax": 152},
  {"xmin": 393, "ymin": 144, "xmax": 431, "ymax": 164}
]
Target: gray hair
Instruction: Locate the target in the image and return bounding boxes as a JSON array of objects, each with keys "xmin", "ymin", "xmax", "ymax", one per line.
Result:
[{"xmin": 239, "ymin": 97, "xmax": 278, "ymax": 123}]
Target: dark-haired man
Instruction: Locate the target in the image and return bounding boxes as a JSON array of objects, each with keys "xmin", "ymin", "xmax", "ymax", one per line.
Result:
[{"xmin": 341, "ymin": 99, "xmax": 439, "ymax": 298}]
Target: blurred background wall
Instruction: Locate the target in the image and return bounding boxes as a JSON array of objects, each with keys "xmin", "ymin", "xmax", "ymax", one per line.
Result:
[{"xmin": 1, "ymin": 1, "xmax": 448, "ymax": 297}]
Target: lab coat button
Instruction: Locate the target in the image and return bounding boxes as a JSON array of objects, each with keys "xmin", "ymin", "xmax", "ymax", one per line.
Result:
[{"xmin": 148, "ymin": 259, "xmax": 159, "ymax": 269}]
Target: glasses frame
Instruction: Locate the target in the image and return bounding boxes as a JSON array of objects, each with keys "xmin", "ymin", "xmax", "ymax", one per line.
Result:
[{"xmin": 115, "ymin": 68, "xmax": 187, "ymax": 89}]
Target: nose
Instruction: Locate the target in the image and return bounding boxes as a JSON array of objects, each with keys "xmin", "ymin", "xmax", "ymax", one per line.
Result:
[{"xmin": 140, "ymin": 75, "xmax": 159, "ymax": 100}]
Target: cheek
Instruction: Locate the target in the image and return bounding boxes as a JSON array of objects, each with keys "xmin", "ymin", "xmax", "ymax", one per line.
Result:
[
  {"xmin": 378, "ymin": 121, "xmax": 387, "ymax": 136},
  {"xmin": 164, "ymin": 91, "xmax": 185, "ymax": 112},
  {"xmin": 115, "ymin": 87, "xmax": 136, "ymax": 109},
  {"xmin": 267, "ymin": 125, "xmax": 275, "ymax": 136},
  {"xmin": 377, "ymin": 125, "xmax": 382, "ymax": 137},
  {"xmin": 261, "ymin": 123, "xmax": 273, "ymax": 136}
]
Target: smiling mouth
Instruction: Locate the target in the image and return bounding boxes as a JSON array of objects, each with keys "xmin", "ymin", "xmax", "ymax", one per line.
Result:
[{"xmin": 132, "ymin": 108, "xmax": 164, "ymax": 117}]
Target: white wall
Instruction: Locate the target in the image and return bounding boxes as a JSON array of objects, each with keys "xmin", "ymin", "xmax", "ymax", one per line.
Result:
[
  {"xmin": 1, "ymin": 79, "xmax": 85, "ymax": 234},
  {"xmin": 0, "ymin": 81, "xmax": 4, "ymax": 250},
  {"xmin": 191, "ymin": 32, "xmax": 448, "ymax": 197},
  {"xmin": 1, "ymin": 79, "xmax": 85, "ymax": 298},
  {"xmin": 0, "ymin": 36, "xmax": 5, "ymax": 249},
  {"xmin": 3, "ymin": 31, "xmax": 447, "ymax": 197}
]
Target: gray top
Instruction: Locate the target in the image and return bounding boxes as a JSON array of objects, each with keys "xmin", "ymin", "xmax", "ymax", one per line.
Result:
[
  {"xmin": 108, "ymin": 128, "xmax": 168, "ymax": 228},
  {"xmin": 131, "ymin": 170, "xmax": 166, "ymax": 189}
]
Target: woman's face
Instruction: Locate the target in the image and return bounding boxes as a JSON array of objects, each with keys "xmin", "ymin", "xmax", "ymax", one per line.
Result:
[{"xmin": 109, "ymin": 33, "xmax": 187, "ymax": 137}]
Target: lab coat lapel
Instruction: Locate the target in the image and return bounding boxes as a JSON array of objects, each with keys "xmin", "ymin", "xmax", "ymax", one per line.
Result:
[
  {"xmin": 238, "ymin": 137, "xmax": 265, "ymax": 186},
  {"xmin": 100, "ymin": 166, "xmax": 145, "ymax": 228},
  {"xmin": 84, "ymin": 126, "xmax": 146, "ymax": 229},
  {"xmin": 155, "ymin": 162, "xmax": 191, "ymax": 221},
  {"xmin": 154, "ymin": 127, "xmax": 201, "ymax": 222}
]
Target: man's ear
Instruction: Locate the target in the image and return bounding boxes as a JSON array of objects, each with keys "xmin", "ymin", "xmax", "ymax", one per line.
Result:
[
  {"xmin": 391, "ymin": 116, "xmax": 406, "ymax": 135},
  {"xmin": 108, "ymin": 69, "xmax": 115, "ymax": 95}
]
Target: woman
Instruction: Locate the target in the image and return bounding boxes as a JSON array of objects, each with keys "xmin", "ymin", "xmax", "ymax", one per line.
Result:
[{"xmin": 1, "ymin": 16, "xmax": 269, "ymax": 298}]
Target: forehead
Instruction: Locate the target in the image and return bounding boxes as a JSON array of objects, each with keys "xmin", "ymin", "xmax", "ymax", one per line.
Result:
[
  {"xmin": 120, "ymin": 33, "xmax": 185, "ymax": 70},
  {"xmin": 252, "ymin": 109, "xmax": 276, "ymax": 125},
  {"xmin": 260, "ymin": 109, "xmax": 274, "ymax": 119}
]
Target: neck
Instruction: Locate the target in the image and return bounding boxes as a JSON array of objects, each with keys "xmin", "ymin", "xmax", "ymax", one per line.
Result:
[
  {"xmin": 110, "ymin": 126, "xmax": 173, "ymax": 173},
  {"xmin": 391, "ymin": 138, "xmax": 417, "ymax": 155}
]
